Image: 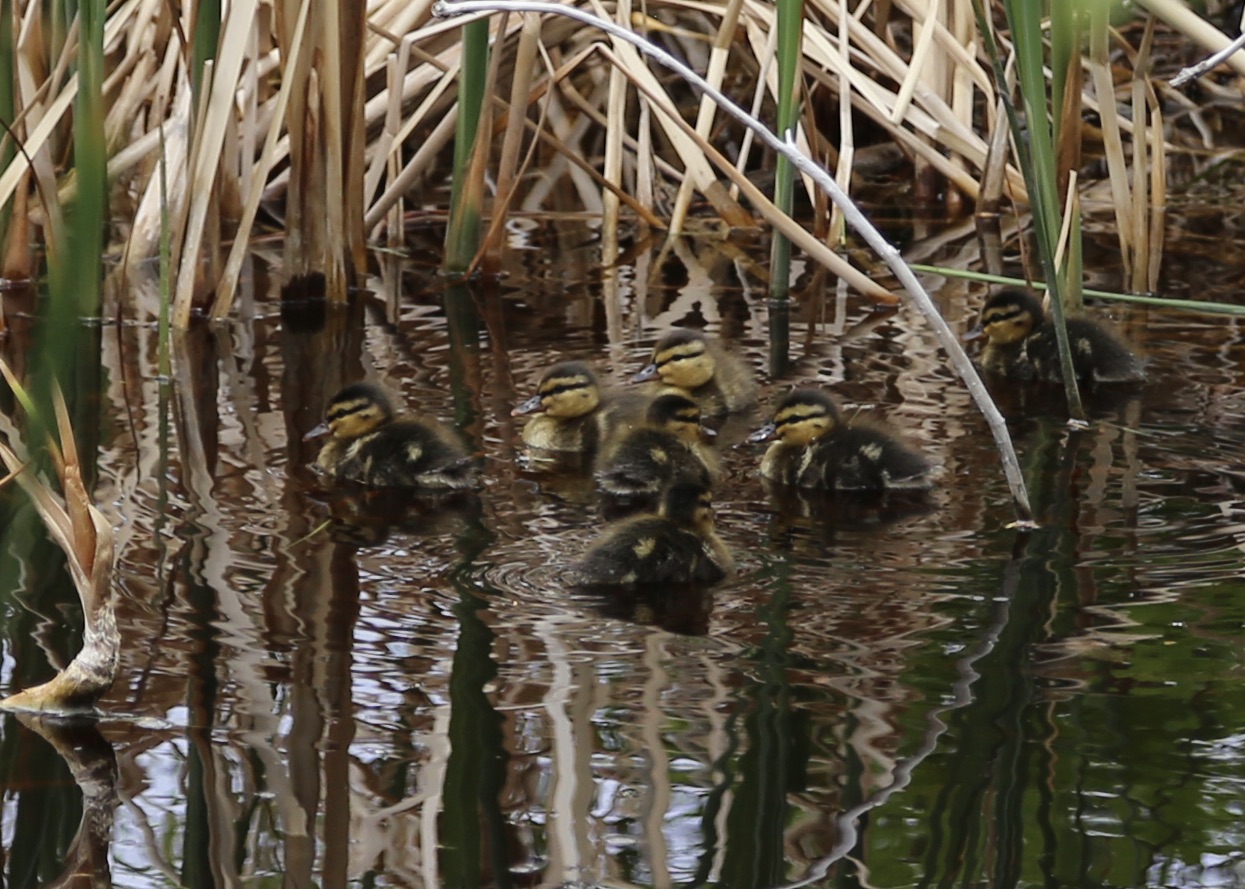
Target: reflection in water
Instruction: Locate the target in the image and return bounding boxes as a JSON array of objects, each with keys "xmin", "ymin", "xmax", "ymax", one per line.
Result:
[
  {"xmin": 3, "ymin": 222, "xmax": 1245, "ymax": 886},
  {"xmin": 6, "ymin": 716, "xmax": 117, "ymax": 889}
]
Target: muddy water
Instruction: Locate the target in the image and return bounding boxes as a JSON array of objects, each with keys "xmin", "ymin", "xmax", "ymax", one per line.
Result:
[{"xmin": 2, "ymin": 220, "xmax": 1245, "ymax": 888}]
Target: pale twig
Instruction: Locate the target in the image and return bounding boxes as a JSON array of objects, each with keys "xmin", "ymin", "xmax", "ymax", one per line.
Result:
[
  {"xmin": 1169, "ymin": 27, "xmax": 1245, "ymax": 86},
  {"xmin": 433, "ymin": 0, "xmax": 1034, "ymax": 522}
]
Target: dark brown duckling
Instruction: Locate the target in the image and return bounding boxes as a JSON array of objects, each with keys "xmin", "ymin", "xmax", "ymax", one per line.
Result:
[
  {"xmin": 632, "ymin": 329, "xmax": 757, "ymax": 418},
  {"xmin": 574, "ymin": 481, "xmax": 733, "ymax": 587},
  {"xmin": 749, "ymin": 388, "xmax": 932, "ymax": 491},
  {"xmin": 307, "ymin": 382, "xmax": 477, "ymax": 489},
  {"xmin": 596, "ymin": 393, "xmax": 719, "ymax": 498},
  {"xmin": 512, "ymin": 361, "xmax": 646, "ymax": 455},
  {"xmin": 976, "ymin": 288, "xmax": 1145, "ymax": 383}
]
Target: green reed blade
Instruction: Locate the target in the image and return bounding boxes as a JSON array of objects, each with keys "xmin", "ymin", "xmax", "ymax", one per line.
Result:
[
  {"xmin": 977, "ymin": 0, "xmax": 1085, "ymax": 419},
  {"xmin": 768, "ymin": 0, "xmax": 803, "ymax": 303},
  {"xmin": 192, "ymin": 0, "xmax": 221, "ymax": 102},
  {"xmin": 444, "ymin": 16, "xmax": 490, "ymax": 277}
]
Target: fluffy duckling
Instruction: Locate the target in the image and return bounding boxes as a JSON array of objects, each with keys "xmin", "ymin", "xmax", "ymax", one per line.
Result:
[
  {"xmin": 632, "ymin": 329, "xmax": 758, "ymax": 417},
  {"xmin": 512, "ymin": 361, "xmax": 646, "ymax": 455},
  {"xmin": 976, "ymin": 288, "xmax": 1145, "ymax": 383},
  {"xmin": 307, "ymin": 382, "xmax": 477, "ymax": 489},
  {"xmin": 574, "ymin": 481, "xmax": 733, "ymax": 587},
  {"xmin": 596, "ymin": 393, "xmax": 719, "ymax": 497},
  {"xmin": 749, "ymin": 388, "xmax": 932, "ymax": 491}
]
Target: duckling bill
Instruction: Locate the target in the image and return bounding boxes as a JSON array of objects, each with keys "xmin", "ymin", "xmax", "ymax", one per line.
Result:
[
  {"xmin": 750, "ymin": 388, "xmax": 932, "ymax": 491},
  {"xmin": 632, "ymin": 329, "xmax": 757, "ymax": 417},
  {"xmin": 307, "ymin": 382, "xmax": 477, "ymax": 489},
  {"xmin": 976, "ymin": 288, "xmax": 1144, "ymax": 384},
  {"xmin": 574, "ymin": 481, "xmax": 733, "ymax": 586}
]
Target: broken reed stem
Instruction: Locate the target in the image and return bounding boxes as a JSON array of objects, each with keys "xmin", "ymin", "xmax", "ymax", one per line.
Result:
[
  {"xmin": 433, "ymin": 0, "xmax": 1034, "ymax": 523},
  {"xmin": 0, "ymin": 367, "xmax": 118, "ymax": 715}
]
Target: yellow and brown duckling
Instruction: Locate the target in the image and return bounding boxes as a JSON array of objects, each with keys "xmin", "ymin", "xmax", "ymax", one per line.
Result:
[
  {"xmin": 306, "ymin": 382, "xmax": 477, "ymax": 489},
  {"xmin": 749, "ymin": 388, "xmax": 933, "ymax": 491},
  {"xmin": 512, "ymin": 361, "xmax": 646, "ymax": 455},
  {"xmin": 574, "ymin": 481, "xmax": 733, "ymax": 587},
  {"xmin": 596, "ymin": 393, "xmax": 719, "ymax": 498},
  {"xmin": 632, "ymin": 329, "xmax": 758, "ymax": 418},
  {"xmin": 975, "ymin": 288, "xmax": 1145, "ymax": 384}
]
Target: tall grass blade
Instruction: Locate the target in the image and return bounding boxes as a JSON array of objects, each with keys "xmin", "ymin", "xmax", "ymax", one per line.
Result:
[
  {"xmin": 979, "ymin": 0, "xmax": 1085, "ymax": 419},
  {"xmin": 444, "ymin": 16, "xmax": 490, "ymax": 277},
  {"xmin": 769, "ymin": 0, "xmax": 803, "ymax": 302}
]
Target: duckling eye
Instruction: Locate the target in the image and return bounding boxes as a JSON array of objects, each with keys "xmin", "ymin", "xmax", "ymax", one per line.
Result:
[
  {"xmin": 540, "ymin": 380, "xmax": 586, "ymax": 399},
  {"xmin": 327, "ymin": 398, "xmax": 369, "ymax": 423},
  {"xmin": 658, "ymin": 346, "xmax": 704, "ymax": 367}
]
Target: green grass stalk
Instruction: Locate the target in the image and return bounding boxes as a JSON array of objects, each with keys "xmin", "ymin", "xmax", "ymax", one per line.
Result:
[
  {"xmin": 444, "ymin": 16, "xmax": 490, "ymax": 278},
  {"xmin": 192, "ymin": 0, "xmax": 222, "ymax": 102},
  {"xmin": 977, "ymin": 0, "xmax": 1085, "ymax": 419},
  {"xmin": 768, "ymin": 0, "xmax": 803, "ymax": 302},
  {"xmin": 51, "ymin": 0, "xmax": 106, "ymax": 320}
]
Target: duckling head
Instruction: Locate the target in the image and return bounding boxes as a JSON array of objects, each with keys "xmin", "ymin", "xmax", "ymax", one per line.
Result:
[
  {"xmin": 647, "ymin": 393, "xmax": 715, "ymax": 444},
  {"xmin": 978, "ymin": 288, "xmax": 1043, "ymax": 346},
  {"xmin": 512, "ymin": 361, "xmax": 602, "ymax": 419},
  {"xmin": 632, "ymin": 329, "xmax": 716, "ymax": 390},
  {"xmin": 659, "ymin": 480, "xmax": 716, "ymax": 533},
  {"xmin": 309, "ymin": 382, "xmax": 395, "ymax": 441},
  {"xmin": 748, "ymin": 388, "xmax": 840, "ymax": 446}
]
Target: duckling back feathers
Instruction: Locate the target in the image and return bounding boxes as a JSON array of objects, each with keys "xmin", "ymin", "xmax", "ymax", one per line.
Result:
[
  {"xmin": 756, "ymin": 389, "xmax": 932, "ymax": 491},
  {"xmin": 314, "ymin": 382, "xmax": 476, "ymax": 489},
  {"xmin": 977, "ymin": 288, "xmax": 1144, "ymax": 384},
  {"xmin": 1025, "ymin": 318, "xmax": 1145, "ymax": 383},
  {"xmin": 596, "ymin": 393, "xmax": 717, "ymax": 497},
  {"xmin": 574, "ymin": 481, "xmax": 732, "ymax": 586}
]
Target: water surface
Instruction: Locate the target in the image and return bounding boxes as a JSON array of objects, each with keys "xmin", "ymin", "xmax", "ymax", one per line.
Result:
[{"xmin": 2, "ymin": 218, "xmax": 1244, "ymax": 888}]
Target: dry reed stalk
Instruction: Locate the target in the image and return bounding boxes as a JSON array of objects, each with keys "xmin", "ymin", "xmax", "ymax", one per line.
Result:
[
  {"xmin": 1088, "ymin": 12, "xmax": 1133, "ymax": 273},
  {"xmin": 212, "ymin": 0, "xmax": 313, "ymax": 319},
  {"xmin": 122, "ymin": 84, "xmax": 190, "ymax": 279},
  {"xmin": 1130, "ymin": 18, "xmax": 1157, "ymax": 292},
  {"xmin": 1052, "ymin": 169, "xmax": 1078, "ymax": 274},
  {"xmin": 385, "ymin": 56, "xmax": 406, "ymax": 248},
  {"xmin": 172, "ymin": 0, "xmax": 260, "ymax": 328},
  {"xmin": 891, "ymin": 0, "xmax": 941, "ymax": 125},
  {"xmin": 726, "ymin": 15, "xmax": 775, "ymax": 205},
  {"xmin": 744, "ymin": 2, "xmax": 1023, "ymax": 200},
  {"xmin": 481, "ymin": 12, "xmax": 541, "ymax": 268},
  {"xmin": 0, "ymin": 369, "xmax": 118, "ymax": 715},
  {"xmin": 598, "ymin": 44, "xmax": 894, "ymax": 302},
  {"xmin": 829, "ymin": 0, "xmax": 852, "ymax": 244},
  {"xmin": 946, "ymin": 0, "xmax": 975, "ymax": 215},
  {"xmin": 1146, "ymin": 83, "xmax": 1166, "ymax": 292},
  {"xmin": 364, "ymin": 37, "xmax": 415, "ymax": 209},
  {"xmin": 593, "ymin": 2, "xmax": 752, "ymax": 227},
  {"xmin": 601, "ymin": 0, "xmax": 632, "ymax": 265},
  {"xmin": 635, "ymin": 98, "xmax": 655, "ymax": 217},
  {"xmin": 667, "ymin": 0, "xmax": 745, "ymax": 236}
]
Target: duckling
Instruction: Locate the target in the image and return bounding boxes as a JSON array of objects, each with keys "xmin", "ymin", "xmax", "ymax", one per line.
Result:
[
  {"xmin": 596, "ymin": 393, "xmax": 719, "ymax": 498},
  {"xmin": 574, "ymin": 481, "xmax": 733, "ymax": 586},
  {"xmin": 512, "ymin": 361, "xmax": 646, "ymax": 454},
  {"xmin": 749, "ymin": 388, "xmax": 932, "ymax": 491},
  {"xmin": 306, "ymin": 382, "xmax": 477, "ymax": 489},
  {"xmin": 632, "ymin": 329, "xmax": 758, "ymax": 417},
  {"xmin": 976, "ymin": 288, "xmax": 1145, "ymax": 383}
]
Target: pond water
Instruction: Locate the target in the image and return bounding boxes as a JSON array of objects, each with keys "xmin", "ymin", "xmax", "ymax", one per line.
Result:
[{"xmin": 2, "ymin": 215, "xmax": 1245, "ymax": 889}]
